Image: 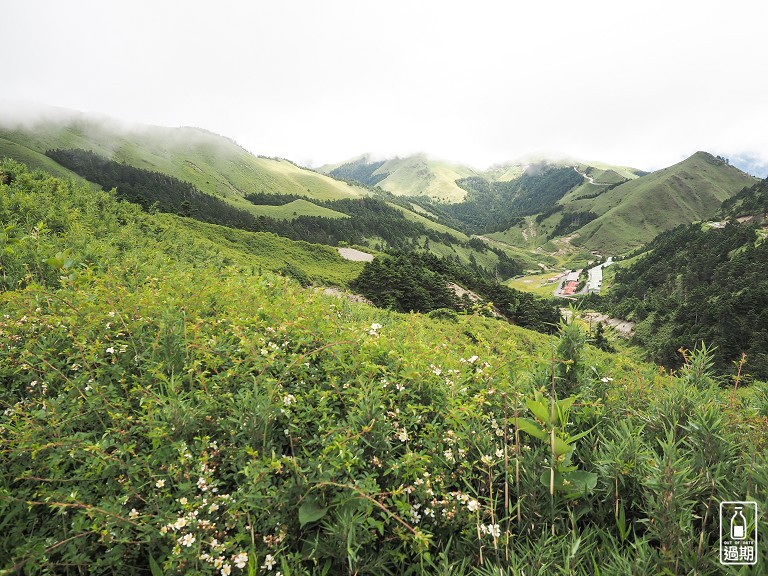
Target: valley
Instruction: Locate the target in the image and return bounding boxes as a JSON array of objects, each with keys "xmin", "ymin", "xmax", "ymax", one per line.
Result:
[{"xmin": 1, "ymin": 109, "xmax": 767, "ymax": 575}]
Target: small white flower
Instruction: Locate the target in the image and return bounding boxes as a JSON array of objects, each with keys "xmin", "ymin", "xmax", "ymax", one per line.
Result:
[
  {"xmin": 282, "ymin": 394, "xmax": 296, "ymax": 406},
  {"xmin": 367, "ymin": 322, "xmax": 382, "ymax": 335},
  {"xmin": 397, "ymin": 429, "xmax": 408, "ymax": 442},
  {"xmin": 106, "ymin": 347, "xmax": 115, "ymax": 354},
  {"xmin": 179, "ymin": 533, "xmax": 196, "ymax": 547},
  {"xmin": 155, "ymin": 479, "xmax": 165, "ymax": 488},
  {"xmin": 262, "ymin": 553, "xmax": 277, "ymax": 570},
  {"xmin": 233, "ymin": 551, "xmax": 248, "ymax": 569},
  {"xmin": 220, "ymin": 564, "xmax": 231, "ymax": 576},
  {"xmin": 173, "ymin": 517, "xmax": 187, "ymax": 530},
  {"xmin": 467, "ymin": 499, "xmax": 480, "ymax": 512},
  {"xmin": 179, "ymin": 497, "xmax": 188, "ymax": 505},
  {"xmin": 128, "ymin": 508, "xmax": 139, "ymax": 519},
  {"xmin": 481, "ymin": 454, "xmax": 494, "ymax": 466},
  {"xmin": 495, "ymin": 447, "xmax": 504, "ymax": 459}
]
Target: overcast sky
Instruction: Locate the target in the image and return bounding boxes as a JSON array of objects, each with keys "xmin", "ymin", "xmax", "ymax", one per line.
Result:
[{"xmin": 3, "ymin": 0, "xmax": 767, "ymax": 173}]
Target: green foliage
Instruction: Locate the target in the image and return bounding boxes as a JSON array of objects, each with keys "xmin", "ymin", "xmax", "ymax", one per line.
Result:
[
  {"xmin": 444, "ymin": 166, "xmax": 585, "ymax": 233},
  {"xmin": 1, "ymin": 159, "xmax": 767, "ymax": 575},
  {"xmin": 350, "ymin": 251, "xmax": 558, "ymax": 333},
  {"xmin": 603, "ymin": 218, "xmax": 768, "ymax": 379},
  {"xmin": 0, "ymin": 158, "xmax": 361, "ymax": 291},
  {"xmin": 328, "ymin": 159, "xmax": 389, "ymax": 187},
  {"xmin": 46, "ymin": 148, "xmax": 263, "ymax": 231},
  {"xmin": 556, "ymin": 314, "xmax": 588, "ymax": 396}
]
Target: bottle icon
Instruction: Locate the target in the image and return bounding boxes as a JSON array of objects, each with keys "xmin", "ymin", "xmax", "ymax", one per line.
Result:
[{"xmin": 730, "ymin": 506, "xmax": 747, "ymax": 540}]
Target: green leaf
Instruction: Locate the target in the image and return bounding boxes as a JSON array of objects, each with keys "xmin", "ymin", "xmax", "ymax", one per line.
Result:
[
  {"xmin": 539, "ymin": 469, "xmax": 597, "ymax": 497},
  {"xmin": 516, "ymin": 417, "xmax": 547, "ymax": 440},
  {"xmin": 555, "ymin": 396, "xmax": 575, "ymax": 425},
  {"xmin": 526, "ymin": 398, "xmax": 551, "ymax": 425},
  {"xmin": 566, "ymin": 424, "xmax": 598, "ymax": 444},
  {"xmin": 299, "ymin": 498, "xmax": 329, "ymax": 527},
  {"xmin": 149, "ymin": 554, "xmax": 164, "ymax": 576},
  {"xmin": 552, "ymin": 433, "xmax": 574, "ymax": 456},
  {"xmin": 564, "ymin": 470, "xmax": 598, "ymax": 493}
]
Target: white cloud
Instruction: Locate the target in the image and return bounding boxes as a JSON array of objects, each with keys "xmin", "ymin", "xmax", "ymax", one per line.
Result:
[{"xmin": 2, "ymin": 0, "xmax": 767, "ymax": 173}]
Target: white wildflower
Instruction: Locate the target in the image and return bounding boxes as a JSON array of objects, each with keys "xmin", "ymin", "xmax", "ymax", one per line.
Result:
[
  {"xmin": 233, "ymin": 551, "xmax": 248, "ymax": 569},
  {"xmin": 262, "ymin": 554, "xmax": 277, "ymax": 570},
  {"xmin": 179, "ymin": 533, "xmax": 196, "ymax": 547}
]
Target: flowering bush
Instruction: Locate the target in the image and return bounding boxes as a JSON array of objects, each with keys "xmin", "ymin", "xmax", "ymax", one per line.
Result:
[{"xmin": 1, "ymin": 160, "xmax": 767, "ymax": 574}]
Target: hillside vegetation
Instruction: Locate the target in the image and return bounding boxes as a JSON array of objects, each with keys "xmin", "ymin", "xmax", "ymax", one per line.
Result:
[
  {"xmin": 0, "ymin": 112, "xmax": 367, "ymax": 202},
  {"xmin": 1, "ymin": 160, "xmax": 767, "ymax": 575},
  {"xmin": 481, "ymin": 153, "xmax": 755, "ymax": 257},
  {"xmin": 594, "ymin": 178, "xmax": 768, "ymax": 379},
  {"xmin": 569, "ymin": 152, "xmax": 756, "ymax": 254},
  {"xmin": 1, "ymin": 112, "xmax": 534, "ymax": 280},
  {"xmin": 324, "ymin": 154, "xmax": 479, "ymax": 202}
]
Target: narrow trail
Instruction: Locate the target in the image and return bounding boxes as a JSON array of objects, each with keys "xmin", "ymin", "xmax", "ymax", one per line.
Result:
[{"xmin": 572, "ymin": 166, "xmax": 608, "ymax": 185}]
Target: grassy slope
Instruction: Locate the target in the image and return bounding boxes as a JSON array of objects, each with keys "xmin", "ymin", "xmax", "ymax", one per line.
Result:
[
  {"xmin": 0, "ymin": 137, "xmax": 92, "ymax": 184},
  {"xmin": 247, "ymin": 199, "xmax": 349, "ymax": 220},
  {"xmin": 3, "ymin": 158, "xmax": 768, "ymax": 575},
  {"xmin": 0, "ymin": 158, "xmax": 362, "ymax": 288},
  {"xmin": 570, "ymin": 152, "xmax": 756, "ymax": 254},
  {"xmin": 0, "ymin": 116, "xmax": 368, "ymax": 205},
  {"xmin": 371, "ymin": 155, "xmax": 479, "ymax": 202},
  {"xmin": 2, "ymin": 114, "xmax": 522, "ymax": 272}
]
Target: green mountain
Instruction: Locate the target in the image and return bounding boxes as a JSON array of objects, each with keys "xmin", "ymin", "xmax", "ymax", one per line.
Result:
[
  {"xmin": 490, "ymin": 152, "xmax": 756, "ymax": 256},
  {"xmin": 0, "ymin": 110, "xmax": 368, "ymax": 210},
  {"xmin": 0, "ymin": 108, "xmax": 541, "ymax": 277},
  {"xmin": 320, "ymin": 153, "xmax": 480, "ymax": 202},
  {"xmin": 568, "ymin": 152, "xmax": 756, "ymax": 253},
  {"xmin": 597, "ymin": 177, "xmax": 768, "ymax": 377}
]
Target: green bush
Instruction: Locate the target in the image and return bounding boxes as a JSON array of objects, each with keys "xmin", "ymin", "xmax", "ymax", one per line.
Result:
[{"xmin": 1, "ymin": 160, "xmax": 767, "ymax": 575}]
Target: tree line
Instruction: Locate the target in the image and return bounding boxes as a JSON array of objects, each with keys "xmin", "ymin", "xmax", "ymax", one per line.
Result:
[
  {"xmin": 432, "ymin": 166, "xmax": 585, "ymax": 233},
  {"xmin": 597, "ymin": 214, "xmax": 768, "ymax": 380},
  {"xmin": 351, "ymin": 251, "xmax": 560, "ymax": 334},
  {"xmin": 47, "ymin": 149, "xmax": 523, "ymax": 278}
]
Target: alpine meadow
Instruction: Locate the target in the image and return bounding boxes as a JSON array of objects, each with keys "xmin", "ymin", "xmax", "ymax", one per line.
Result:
[{"xmin": 1, "ymin": 105, "xmax": 768, "ymax": 576}]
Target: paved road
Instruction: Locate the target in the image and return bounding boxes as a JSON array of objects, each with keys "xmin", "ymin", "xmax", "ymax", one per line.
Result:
[{"xmin": 584, "ymin": 257, "xmax": 613, "ymax": 294}]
